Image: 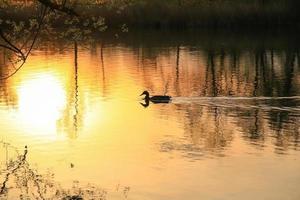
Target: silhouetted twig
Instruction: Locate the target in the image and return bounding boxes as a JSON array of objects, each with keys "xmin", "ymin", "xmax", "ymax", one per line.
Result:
[
  {"xmin": 0, "ymin": 146, "xmax": 27, "ymax": 195},
  {"xmin": 0, "ymin": 6, "xmax": 48, "ymax": 80}
]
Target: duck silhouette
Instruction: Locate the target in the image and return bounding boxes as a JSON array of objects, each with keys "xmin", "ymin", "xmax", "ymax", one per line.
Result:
[{"xmin": 140, "ymin": 90, "xmax": 171, "ymax": 107}]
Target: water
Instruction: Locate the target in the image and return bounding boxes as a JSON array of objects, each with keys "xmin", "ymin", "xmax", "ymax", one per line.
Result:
[{"xmin": 0, "ymin": 31, "xmax": 300, "ymax": 199}]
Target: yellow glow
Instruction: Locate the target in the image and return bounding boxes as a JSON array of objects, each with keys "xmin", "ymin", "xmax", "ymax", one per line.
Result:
[{"xmin": 17, "ymin": 74, "xmax": 66, "ymax": 134}]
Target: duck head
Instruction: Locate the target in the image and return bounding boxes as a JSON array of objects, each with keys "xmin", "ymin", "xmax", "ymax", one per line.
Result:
[{"xmin": 140, "ymin": 90, "xmax": 150, "ymax": 99}]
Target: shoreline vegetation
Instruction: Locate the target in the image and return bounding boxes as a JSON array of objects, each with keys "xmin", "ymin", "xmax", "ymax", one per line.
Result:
[
  {"xmin": 0, "ymin": 0, "xmax": 300, "ymax": 30},
  {"xmin": 0, "ymin": 141, "xmax": 130, "ymax": 199}
]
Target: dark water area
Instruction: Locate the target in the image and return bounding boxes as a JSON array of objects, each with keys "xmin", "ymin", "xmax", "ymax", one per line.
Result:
[{"xmin": 0, "ymin": 30, "xmax": 300, "ymax": 199}]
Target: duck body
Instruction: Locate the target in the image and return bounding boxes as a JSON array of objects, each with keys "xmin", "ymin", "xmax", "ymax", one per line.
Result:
[
  {"xmin": 140, "ymin": 91, "xmax": 171, "ymax": 103},
  {"xmin": 149, "ymin": 95, "xmax": 171, "ymax": 103}
]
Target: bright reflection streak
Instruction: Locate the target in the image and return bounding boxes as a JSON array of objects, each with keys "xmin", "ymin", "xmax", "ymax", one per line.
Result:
[{"xmin": 17, "ymin": 74, "xmax": 66, "ymax": 135}]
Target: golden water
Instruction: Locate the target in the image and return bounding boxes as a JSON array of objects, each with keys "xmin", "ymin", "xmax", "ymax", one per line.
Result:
[{"xmin": 0, "ymin": 35, "xmax": 300, "ymax": 199}]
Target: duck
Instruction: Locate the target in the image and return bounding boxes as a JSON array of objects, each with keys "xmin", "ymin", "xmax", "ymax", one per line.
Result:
[{"xmin": 140, "ymin": 90, "xmax": 171, "ymax": 103}]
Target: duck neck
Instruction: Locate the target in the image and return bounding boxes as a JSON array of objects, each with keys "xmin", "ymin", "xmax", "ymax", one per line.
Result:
[
  {"xmin": 141, "ymin": 99, "xmax": 150, "ymax": 108},
  {"xmin": 144, "ymin": 93, "xmax": 150, "ymax": 100}
]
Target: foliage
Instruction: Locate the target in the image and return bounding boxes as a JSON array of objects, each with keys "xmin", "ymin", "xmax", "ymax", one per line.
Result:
[
  {"xmin": 0, "ymin": 0, "xmax": 111, "ymax": 79},
  {"xmin": 2, "ymin": 0, "xmax": 300, "ymax": 30}
]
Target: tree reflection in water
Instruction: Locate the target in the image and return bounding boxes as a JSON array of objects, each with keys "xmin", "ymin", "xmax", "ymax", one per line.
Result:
[{"xmin": 148, "ymin": 40, "xmax": 300, "ymax": 158}]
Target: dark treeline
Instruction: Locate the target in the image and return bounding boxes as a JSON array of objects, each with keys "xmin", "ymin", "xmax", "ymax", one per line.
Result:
[
  {"xmin": 100, "ymin": 0, "xmax": 300, "ymax": 29},
  {"xmin": 1, "ymin": 0, "xmax": 300, "ymax": 29}
]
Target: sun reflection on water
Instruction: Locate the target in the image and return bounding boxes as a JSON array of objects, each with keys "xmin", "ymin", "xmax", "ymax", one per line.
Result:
[{"xmin": 16, "ymin": 73, "xmax": 66, "ymax": 135}]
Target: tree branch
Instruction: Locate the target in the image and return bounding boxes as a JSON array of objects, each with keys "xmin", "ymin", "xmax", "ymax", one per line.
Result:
[
  {"xmin": 36, "ymin": 0, "xmax": 79, "ymax": 16},
  {"xmin": 0, "ymin": 29, "xmax": 25, "ymax": 60},
  {"xmin": 0, "ymin": 6, "xmax": 48, "ymax": 80}
]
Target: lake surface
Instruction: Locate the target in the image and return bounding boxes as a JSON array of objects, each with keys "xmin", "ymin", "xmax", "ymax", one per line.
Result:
[{"xmin": 0, "ymin": 31, "xmax": 300, "ymax": 199}]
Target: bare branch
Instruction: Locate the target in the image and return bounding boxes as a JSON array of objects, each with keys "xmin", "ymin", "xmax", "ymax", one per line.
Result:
[
  {"xmin": 0, "ymin": 29, "xmax": 25, "ymax": 60},
  {"xmin": 0, "ymin": 44, "xmax": 20, "ymax": 54},
  {"xmin": 0, "ymin": 6, "xmax": 48, "ymax": 80}
]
